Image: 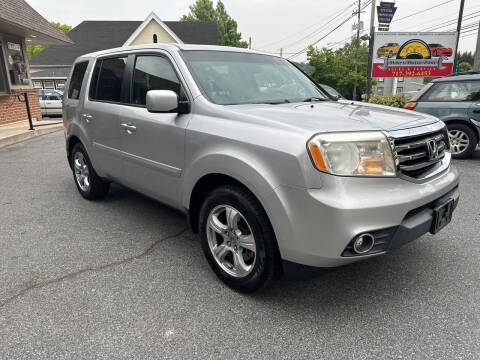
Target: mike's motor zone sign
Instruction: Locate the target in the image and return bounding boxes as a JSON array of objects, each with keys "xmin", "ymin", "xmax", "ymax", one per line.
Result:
[{"xmin": 372, "ymin": 32, "xmax": 457, "ymax": 77}]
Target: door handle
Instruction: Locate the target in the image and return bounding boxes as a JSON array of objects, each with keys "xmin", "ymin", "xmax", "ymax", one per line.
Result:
[
  {"xmin": 121, "ymin": 123, "xmax": 137, "ymax": 134},
  {"xmin": 82, "ymin": 113, "xmax": 93, "ymax": 123}
]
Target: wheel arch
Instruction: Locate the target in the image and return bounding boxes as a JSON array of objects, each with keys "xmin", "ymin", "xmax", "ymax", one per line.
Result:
[{"xmin": 183, "ymin": 154, "xmax": 281, "ymax": 234}]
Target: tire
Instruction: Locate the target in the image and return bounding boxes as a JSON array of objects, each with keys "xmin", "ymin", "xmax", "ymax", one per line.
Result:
[
  {"xmin": 198, "ymin": 185, "xmax": 280, "ymax": 292},
  {"xmin": 71, "ymin": 143, "xmax": 110, "ymax": 199},
  {"xmin": 447, "ymin": 123, "xmax": 478, "ymax": 159}
]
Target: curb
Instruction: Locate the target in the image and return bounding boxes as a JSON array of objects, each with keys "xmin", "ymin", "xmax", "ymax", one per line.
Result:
[{"xmin": 0, "ymin": 124, "xmax": 64, "ymax": 149}]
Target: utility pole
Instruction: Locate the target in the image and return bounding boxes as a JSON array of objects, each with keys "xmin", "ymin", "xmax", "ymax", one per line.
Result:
[
  {"xmin": 473, "ymin": 19, "xmax": 480, "ymax": 71},
  {"xmin": 248, "ymin": 37, "xmax": 251, "ymax": 49},
  {"xmin": 365, "ymin": 0, "xmax": 376, "ymax": 101},
  {"xmin": 352, "ymin": 0, "xmax": 361, "ymax": 100},
  {"xmin": 280, "ymin": 48, "xmax": 283, "ymax": 57},
  {"xmin": 455, "ymin": 0, "xmax": 465, "ymax": 58}
]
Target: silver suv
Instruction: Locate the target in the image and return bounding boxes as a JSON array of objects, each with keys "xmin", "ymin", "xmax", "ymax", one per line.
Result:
[{"xmin": 64, "ymin": 44, "xmax": 459, "ymax": 292}]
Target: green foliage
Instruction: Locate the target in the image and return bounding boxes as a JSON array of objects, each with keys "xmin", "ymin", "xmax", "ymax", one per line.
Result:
[
  {"xmin": 181, "ymin": 0, "xmax": 247, "ymax": 48},
  {"xmin": 368, "ymin": 94, "xmax": 411, "ymax": 108},
  {"xmin": 26, "ymin": 22, "xmax": 72, "ymax": 59},
  {"xmin": 458, "ymin": 61, "xmax": 472, "ymax": 72},
  {"xmin": 307, "ymin": 37, "xmax": 369, "ymax": 100},
  {"xmin": 457, "ymin": 51, "xmax": 474, "ymax": 65}
]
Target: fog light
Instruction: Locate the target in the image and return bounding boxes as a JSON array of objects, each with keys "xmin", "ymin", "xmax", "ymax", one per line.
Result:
[{"xmin": 353, "ymin": 233, "xmax": 375, "ymax": 254}]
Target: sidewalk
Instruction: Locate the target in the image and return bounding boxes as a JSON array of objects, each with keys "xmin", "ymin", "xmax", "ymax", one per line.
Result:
[{"xmin": 0, "ymin": 118, "xmax": 64, "ymax": 149}]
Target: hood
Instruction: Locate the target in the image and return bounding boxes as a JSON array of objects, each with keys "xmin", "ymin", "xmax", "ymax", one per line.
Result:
[{"xmin": 226, "ymin": 100, "xmax": 439, "ymax": 134}]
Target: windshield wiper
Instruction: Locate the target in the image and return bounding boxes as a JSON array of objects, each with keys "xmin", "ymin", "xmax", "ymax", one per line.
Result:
[
  {"xmin": 302, "ymin": 97, "xmax": 327, "ymax": 102},
  {"xmin": 250, "ymin": 99, "xmax": 291, "ymax": 105}
]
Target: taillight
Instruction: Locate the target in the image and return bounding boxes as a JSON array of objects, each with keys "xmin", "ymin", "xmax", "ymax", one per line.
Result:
[{"xmin": 404, "ymin": 101, "xmax": 417, "ymax": 110}]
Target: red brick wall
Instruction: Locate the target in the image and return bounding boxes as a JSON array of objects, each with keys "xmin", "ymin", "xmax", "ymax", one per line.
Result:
[{"xmin": 0, "ymin": 89, "xmax": 42, "ymax": 125}]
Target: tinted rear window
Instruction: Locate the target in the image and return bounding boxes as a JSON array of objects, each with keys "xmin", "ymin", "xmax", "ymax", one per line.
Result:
[
  {"xmin": 411, "ymin": 82, "xmax": 434, "ymax": 101},
  {"xmin": 93, "ymin": 57, "xmax": 127, "ymax": 103},
  {"xmin": 68, "ymin": 61, "xmax": 88, "ymax": 100}
]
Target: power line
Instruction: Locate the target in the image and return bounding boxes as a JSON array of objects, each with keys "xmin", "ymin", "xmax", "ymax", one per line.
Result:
[
  {"xmin": 287, "ymin": 0, "xmax": 371, "ymax": 59},
  {"xmin": 421, "ymin": 11, "xmax": 480, "ymax": 31},
  {"xmin": 256, "ymin": 3, "xmax": 353, "ymax": 50},
  {"xmin": 279, "ymin": 4, "xmax": 355, "ymax": 51},
  {"xmin": 391, "ymin": 0, "xmax": 454, "ymax": 23}
]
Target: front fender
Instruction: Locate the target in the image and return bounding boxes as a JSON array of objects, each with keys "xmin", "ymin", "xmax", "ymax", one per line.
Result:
[{"xmin": 182, "ymin": 152, "xmax": 279, "ymax": 211}]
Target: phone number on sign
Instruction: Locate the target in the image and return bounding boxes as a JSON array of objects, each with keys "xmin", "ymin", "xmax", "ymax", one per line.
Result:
[{"xmin": 391, "ymin": 70, "xmax": 433, "ymax": 77}]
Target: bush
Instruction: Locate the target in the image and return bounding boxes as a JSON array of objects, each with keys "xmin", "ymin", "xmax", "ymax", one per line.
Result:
[{"xmin": 368, "ymin": 94, "xmax": 411, "ymax": 108}]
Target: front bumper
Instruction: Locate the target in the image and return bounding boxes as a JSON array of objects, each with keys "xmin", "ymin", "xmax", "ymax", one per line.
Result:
[{"xmin": 266, "ymin": 164, "xmax": 459, "ymax": 269}]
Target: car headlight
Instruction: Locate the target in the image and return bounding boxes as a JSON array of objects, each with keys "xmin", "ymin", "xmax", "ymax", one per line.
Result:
[{"xmin": 307, "ymin": 131, "xmax": 396, "ymax": 176}]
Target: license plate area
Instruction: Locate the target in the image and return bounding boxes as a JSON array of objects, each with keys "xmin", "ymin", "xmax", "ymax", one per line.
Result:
[{"xmin": 430, "ymin": 198, "xmax": 454, "ymax": 234}]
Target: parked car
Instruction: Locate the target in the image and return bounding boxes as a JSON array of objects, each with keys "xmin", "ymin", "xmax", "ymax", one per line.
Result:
[
  {"xmin": 64, "ymin": 44, "xmax": 459, "ymax": 292},
  {"xmin": 405, "ymin": 71, "xmax": 480, "ymax": 158},
  {"xmin": 376, "ymin": 42, "xmax": 400, "ymax": 58},
  {"xmin": 428, "ymin": 44, "xmax": 453, "ymax": 57},
  {"xmin": 38, "ymin": 89, "xmax": 63, "ymax": 116}
]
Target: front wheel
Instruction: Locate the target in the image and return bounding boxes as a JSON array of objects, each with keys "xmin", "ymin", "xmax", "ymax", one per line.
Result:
[
  {"xmin": 198, "ymin": 185, "xmax": 279, "ymax": 292},
  {"xmin": 447, "ymin": 124, "xmax": 478, "ymax": 159}
]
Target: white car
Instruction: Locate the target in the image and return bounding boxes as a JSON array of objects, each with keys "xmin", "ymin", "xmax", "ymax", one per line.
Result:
[{"xmin": 38, "ymin": 89, "xmax": 63, "ymax": 116}]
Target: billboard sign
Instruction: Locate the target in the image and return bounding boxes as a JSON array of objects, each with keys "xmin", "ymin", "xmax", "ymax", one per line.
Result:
[{"xmin": 372, "ymin": 32, "xmax": 457, "ymax": 77}]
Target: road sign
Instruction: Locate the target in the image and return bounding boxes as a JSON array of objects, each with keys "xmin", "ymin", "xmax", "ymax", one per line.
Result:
[{"xmin": 377, "ymin": 2, "xmax": 397, "ymax": 25}]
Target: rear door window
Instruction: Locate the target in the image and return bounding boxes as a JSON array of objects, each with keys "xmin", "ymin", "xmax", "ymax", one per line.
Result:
[
  {"xmin": 68, "ymin": 61, "xmax": 88, "ymax": 100},
  {"xmin": 422, "ymin": 81, "xmax": 480, "ymax": 102},
  {"xmin": 94, "ymin": 57, "xmax": 127, "ymax": 103}
]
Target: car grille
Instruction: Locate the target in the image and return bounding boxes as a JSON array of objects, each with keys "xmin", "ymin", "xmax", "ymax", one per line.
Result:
[{"xmin": 393, "ymin": 130, "xmax": 449, "ymax": 179}]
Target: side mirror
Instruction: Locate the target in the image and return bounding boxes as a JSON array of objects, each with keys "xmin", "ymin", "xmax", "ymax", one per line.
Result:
[{"xmin": 146, "ymin": 90, "xmax": 179, "ymax": 113}]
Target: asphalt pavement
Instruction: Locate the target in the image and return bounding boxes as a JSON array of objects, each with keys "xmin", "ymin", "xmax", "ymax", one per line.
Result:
[{"xmin": 1, "ymin": 131, "xmax": 479, "ymax": 359}]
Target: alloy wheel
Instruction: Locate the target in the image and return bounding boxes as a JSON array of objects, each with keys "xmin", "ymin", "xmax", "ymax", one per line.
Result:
[
  {"xmin": 73, "ymin": 151, "xmax": 91, "ymax": 192},
  {"xmin": 448, "ymin": 129, "xmax": 470, "ymax": 155},
  {"xmin": 206, "ymin": 205, "xmax": 256, "ymax": 278}
]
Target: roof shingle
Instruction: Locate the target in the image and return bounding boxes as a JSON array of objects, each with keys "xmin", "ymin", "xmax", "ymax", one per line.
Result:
[
  {"xmin": 0, "ymin": 0, "xmax": 72, "ymax": 44},
  {"xmin": 30, "ymin": 20, "xmax": 218, "ymax": 66}
]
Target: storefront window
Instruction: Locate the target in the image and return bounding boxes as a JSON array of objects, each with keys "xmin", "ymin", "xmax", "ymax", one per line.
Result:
[
  {"xmin": 55, "ymin": 80, "xmax": 65, "ymax": 89},
  {"xmin": 33, "ymin": 80, "xmax": 42, "ymax": 88},
  {"xmin": 0, "ymin": 44, "xmax": 8, "ymax": 93},
  {"xmin": 5, "ymin": 39, "xmax": 29, "ymax": 86},
  {"xmin": 43, "ymin": 80, "xmax": 54, "ymax": 89}
]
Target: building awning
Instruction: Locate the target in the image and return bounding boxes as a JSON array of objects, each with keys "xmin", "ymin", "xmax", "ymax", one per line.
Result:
[{"xmin": 0, "ymin": 0, "xmax": 73, "ymax": 45}]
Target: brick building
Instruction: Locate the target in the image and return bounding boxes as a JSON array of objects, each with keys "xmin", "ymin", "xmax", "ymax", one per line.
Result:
[{"xmin": 0, "ymin": 0, "xmax": 72, "ymax": 125}]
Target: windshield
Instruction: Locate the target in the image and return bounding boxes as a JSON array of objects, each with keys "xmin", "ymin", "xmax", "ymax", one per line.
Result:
[
  {"xmin": 320, "ymin": 84, "xmax": 343, "ymax": 99},
  {"xmin": 182, "ymin": 50, "xmax": 327, "ymax": 105}
]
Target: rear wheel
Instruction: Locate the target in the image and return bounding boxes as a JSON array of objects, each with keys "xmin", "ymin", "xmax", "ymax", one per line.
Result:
[
  {"xmin": 198, "ymin": 185, "xmax": 279, "ymax": 292},
  {"xmin": 447, "ymin": 123, "xmax": 478, "ymax": 159},
  {"xmin": 71, "ymin": 143, "xmax": 110, "ymax": 199}
]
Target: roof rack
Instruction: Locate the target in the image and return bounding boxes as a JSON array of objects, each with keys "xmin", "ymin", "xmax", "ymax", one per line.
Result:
[{"xmin": 446, "ymin": 71, "xmax": 480, "ymax": 77}]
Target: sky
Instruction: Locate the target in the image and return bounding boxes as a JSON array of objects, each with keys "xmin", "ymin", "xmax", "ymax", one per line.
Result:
[{"xmin": 28, "ymin": 0, "xmax": 479, "ymax": 62}]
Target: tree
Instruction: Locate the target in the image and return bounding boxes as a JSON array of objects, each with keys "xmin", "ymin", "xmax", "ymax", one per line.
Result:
[
  {"xmin": 307, "ymin": 38, "xmax": 369, "ymax": 100},
  {"xmin": 457, "ymin": 51, "xmax": 474, "ymax": 65},
  {"xmin": 26, "ymin": 22, "xmax": 72, "ymax": 59},
  {"xmin": 458, "ymin": 61, "xmax": 472, "ymax": 72},
  {"xmin": 181, "ymin": 0, "xmax": 247, "ymax": 48}
]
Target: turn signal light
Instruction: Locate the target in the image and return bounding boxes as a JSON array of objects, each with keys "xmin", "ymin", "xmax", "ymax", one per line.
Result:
[
  {"xmin": 308, "ymin": 142, "xmax": 327, "ymax": 171},
  {"xmin": 404, "ymin": 101, "xmax": 417, "ymax": 110}
]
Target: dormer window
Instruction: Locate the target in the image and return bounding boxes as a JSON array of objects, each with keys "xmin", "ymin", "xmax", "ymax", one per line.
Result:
[{"xmin": 153, "ymin": 34, "xmax": 158, "ymax": 43}]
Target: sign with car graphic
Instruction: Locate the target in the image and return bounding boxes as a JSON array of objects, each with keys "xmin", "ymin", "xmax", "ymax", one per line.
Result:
[{"xmin": 372, "ymin": 32, "xmax": 457, "ymax": 77}]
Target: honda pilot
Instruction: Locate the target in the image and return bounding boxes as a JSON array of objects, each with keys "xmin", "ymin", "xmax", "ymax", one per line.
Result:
[{"xmin": 63, "ymin": 44, "xmax": 459, "ymax": 292}]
